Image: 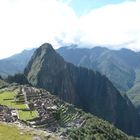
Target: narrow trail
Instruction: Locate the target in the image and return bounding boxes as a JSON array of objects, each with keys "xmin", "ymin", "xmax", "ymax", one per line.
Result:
[{"xmin": 22, "ymin": 87, "xmax": 29, "ymax": 109}]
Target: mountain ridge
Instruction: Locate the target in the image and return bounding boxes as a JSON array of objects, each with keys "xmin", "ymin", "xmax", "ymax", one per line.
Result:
[
  {"xmin": 0, "ymin": 48, "xmax": 35, "ymax": 77},
  {"xmin": 57, "ymin": 46, "xmax": 140, "ymax": 111},
  {"xmin": 1, "ymin": 45, "xmax": 140, "ymax": 112}
]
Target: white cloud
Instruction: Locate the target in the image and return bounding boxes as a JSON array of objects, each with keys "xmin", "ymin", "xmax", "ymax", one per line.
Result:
[
  {"xmin": 0, "ymin": 0, "xmax": 138, "ymax": 58},
  {"xmin": 0, "ymin": 0, "xmax": 78, "ymax": 58},
  {"xmin": 79, "ymin": 1, "xmax": 138, "ymax": 50}
]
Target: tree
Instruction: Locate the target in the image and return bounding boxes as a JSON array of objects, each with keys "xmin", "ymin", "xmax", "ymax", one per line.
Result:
[
  {"xmin": 6, "ymin": 73, "xmax": 29, "ymax": 85},
  {"xmin": 0, "ymin": 75, "xmax": 2, "ymax": 79}
]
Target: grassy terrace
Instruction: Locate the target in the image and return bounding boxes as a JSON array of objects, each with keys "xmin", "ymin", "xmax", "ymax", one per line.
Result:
[
  {"xmin": 0, "ymin": 122, "xmax": 58, "ymax": 140},
  {"xmin": 0, "ymin": 123, "xmax": 33, "ymax": 140},
  {"xmin": 0, "ymin": 91, "xmax": 38, "ymax": 121}
]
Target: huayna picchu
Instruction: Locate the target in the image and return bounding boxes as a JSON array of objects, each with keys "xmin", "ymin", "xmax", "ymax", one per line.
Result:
[{"xmin": 24, "ymin": 43, "xmax": 140, "ymax": 136}]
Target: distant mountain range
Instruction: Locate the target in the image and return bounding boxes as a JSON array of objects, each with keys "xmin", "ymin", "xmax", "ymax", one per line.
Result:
[
  {"xmin": 0, "ymin": 45, "xmax": 140, "ymax": 112},
  {"xmin": 57, "ymin": 46, "xmax": 140, "ymax": 112},
  {"xmin": 0, "ymin": 48, "xmax": 35, "ymax": 77},
  {"xmin": 24, "ymin": 43, "xmax": 140, "ymax": 136},
  {"xmin": 58, "ymin": 46, "xmax": 140, "ymax": 92}
]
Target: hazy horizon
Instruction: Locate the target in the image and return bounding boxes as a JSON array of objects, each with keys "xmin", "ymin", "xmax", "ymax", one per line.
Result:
[{"xmin": 0, "ymin": 42, "xmax": 140, "ymax": 60}]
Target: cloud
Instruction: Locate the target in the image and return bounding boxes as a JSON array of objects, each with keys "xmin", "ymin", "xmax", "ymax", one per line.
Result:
[
  {"xmin": 79, "ymin": 1, "xmax": 137, "ymax": 50},
  {"xmin": 0, "ymin": 0, "xmax": 138, "ymax": 58},
  {"xmin": 0, "ymin": 0, "xmax": 78, "ymax": 58}
]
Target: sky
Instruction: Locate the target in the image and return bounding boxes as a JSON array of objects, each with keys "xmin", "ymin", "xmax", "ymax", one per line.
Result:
[
  {"xmin": 68, "ymin": 0, "xmax": 127, "ymax": 16},
  {"xmin": 0, "ymin": 0, "xmax": 138, "ymax": 59}
]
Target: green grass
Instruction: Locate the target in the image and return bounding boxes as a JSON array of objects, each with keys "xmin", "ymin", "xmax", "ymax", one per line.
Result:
[
  {"xmin": 0, "ymin": 91, "xmax": 38, "ymax": 121},
  {"xmin": 0, "ymin": 91, "xmax": 26, "ymax": 109},
  {"xmin": 0, "ymin": 123, "xmax": 33, "ymax": 140},
  {"xmin": 0, "ymin": 123, "xmax": 56, "ymax": 140},
  {"xmin": 18, "ymin": 110, "xmax": 38, "ymax": 121}
]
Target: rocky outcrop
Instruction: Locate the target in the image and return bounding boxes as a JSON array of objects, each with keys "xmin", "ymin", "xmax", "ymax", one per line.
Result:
[
  {"xmin": 25, "ymin": 43, "xmax": 140, "ymax": 136},
  {"xmin": 0, "ymin": 105, "xmax": 17, "ymax": 122}
]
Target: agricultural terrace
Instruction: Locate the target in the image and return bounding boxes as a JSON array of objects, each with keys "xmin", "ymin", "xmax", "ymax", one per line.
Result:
[{"xmin": 0, "ymin": 90, "xmax": 38, "ymax": 121}]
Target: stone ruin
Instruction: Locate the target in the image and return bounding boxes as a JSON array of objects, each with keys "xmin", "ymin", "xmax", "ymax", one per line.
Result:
[{"xmin": 0, "ymin": 105, "xmax": 18, "ymax": 122}]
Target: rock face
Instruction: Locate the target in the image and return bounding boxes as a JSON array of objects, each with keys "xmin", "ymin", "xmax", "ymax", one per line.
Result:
[{"xmin": 25, "ymin": 43, "xmax": 140, "ymax": 136}]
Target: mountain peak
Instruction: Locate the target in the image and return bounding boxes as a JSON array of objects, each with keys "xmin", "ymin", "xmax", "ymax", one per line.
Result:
[
  {"xmin": 38, "ymin": 43, "xmax": 55, "ymax": 54},
  {"xmin": 31, "ymin": 43, "xmax": 57, "ymax": 61},
  {"xmin": 40, "ymin": 43, "xmax": 53, "ymax": 50}
]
